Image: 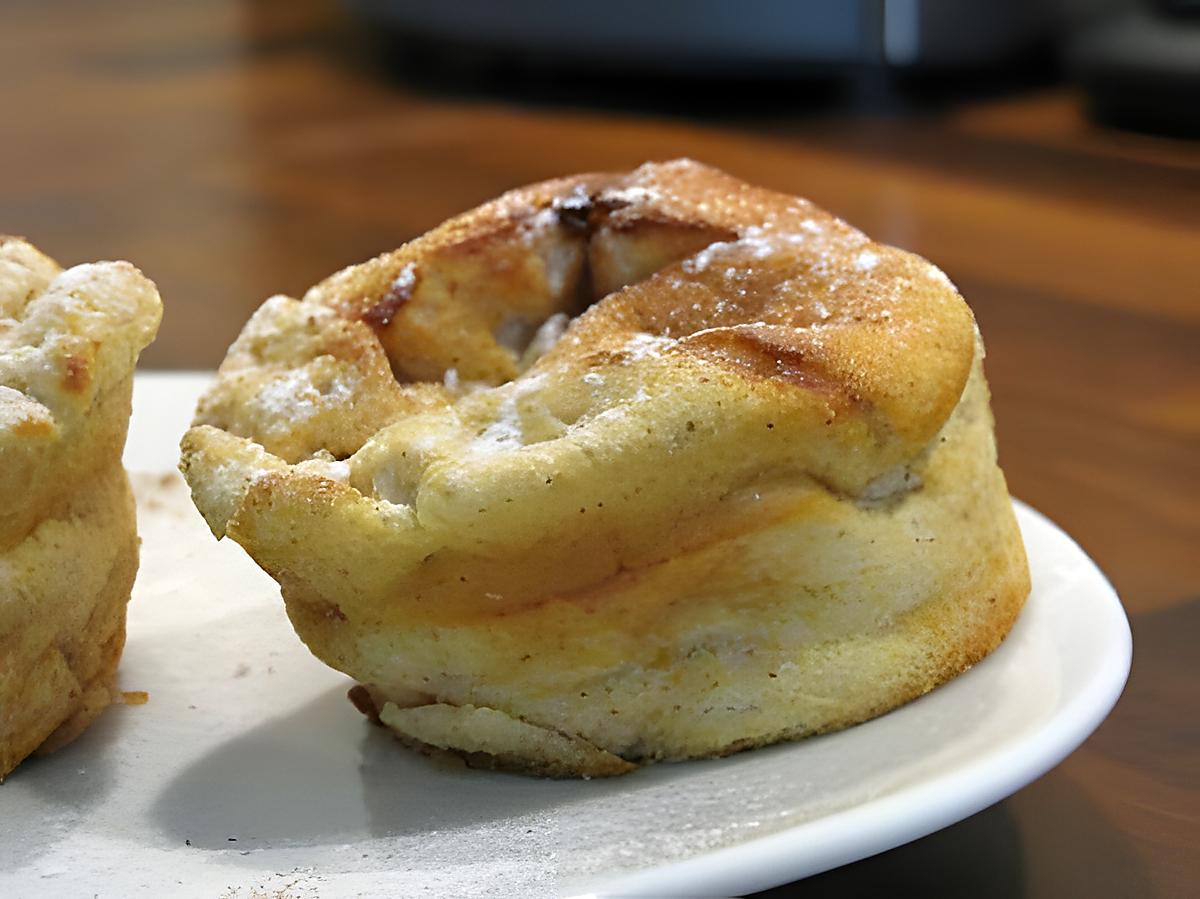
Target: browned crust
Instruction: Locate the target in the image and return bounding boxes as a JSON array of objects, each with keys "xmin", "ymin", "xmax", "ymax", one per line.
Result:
[
  {"xmin": 181, "ymin": 160, "xmax": 1025, "ymax": 778},
  {"xmin": 296, "ymin": 160, "xmax": 974, "ymax": 450}
]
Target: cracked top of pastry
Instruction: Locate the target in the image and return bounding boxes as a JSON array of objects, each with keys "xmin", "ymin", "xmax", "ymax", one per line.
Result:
[
  {"xmin": 0, "ymin": 237, "xmax": 162, "ymax": 547},
  {"xmin": 182, "ymin": 159, "xmax": 975, "ymax": 621}
]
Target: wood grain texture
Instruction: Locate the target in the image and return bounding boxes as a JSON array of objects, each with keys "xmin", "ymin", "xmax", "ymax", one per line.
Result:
[{"xmin": 2, "ymin": 1, "xmax": 1196, "ymax": 896}]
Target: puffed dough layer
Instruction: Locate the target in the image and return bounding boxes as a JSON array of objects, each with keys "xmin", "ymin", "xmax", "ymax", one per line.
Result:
[
  {"xmin": 181, "ymin": 160, "xmax": 1029, "ymax": 776},
  {"xmin": 0, "ymin": 237, "xmax": 161, "ymax": 778}
]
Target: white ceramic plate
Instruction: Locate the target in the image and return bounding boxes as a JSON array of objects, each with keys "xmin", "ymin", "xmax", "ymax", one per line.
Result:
[{"xmin": 0, "ymin": 374, "xmax": 1131, "ymax": 899}]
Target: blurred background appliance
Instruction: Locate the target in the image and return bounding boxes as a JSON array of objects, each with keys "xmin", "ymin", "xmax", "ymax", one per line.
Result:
[
  {"xmin": 346, "ymin": 0, "xmax": 1122, "ymax": 73},
  {"xmin": 1069, "ymin": 0, "xmax": 1200, "ymax": 135},
  {"xmin": 348, "ymin": 0, "xmax": 1199, "ymax": 133}
]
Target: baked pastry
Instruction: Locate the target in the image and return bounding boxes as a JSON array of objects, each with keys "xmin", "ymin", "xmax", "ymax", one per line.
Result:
[
  {"xmin": 181, "ymin": 160, "xmax": 1029, "ymax": 777},
  {"xmin": 0, "ymin": 237, "xmax": 161, "ymax": 778}
]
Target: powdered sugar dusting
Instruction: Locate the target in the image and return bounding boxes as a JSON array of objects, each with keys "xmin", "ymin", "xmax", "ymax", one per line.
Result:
[
  {"xmin": 296, "ymin": 457, "xmax": 350, "ymax": 484},
  {"xmin": 683, "ymin": 225, "xmax": 830, "ymax": 276},
  {"xmin": 603, "ymin": 185, "xmax": 661, "ymax": 206},
  {"xmin": 519, "ymin": 207, "xmax": 559, "ymax": 246},
  {"xmin": 731, "ymin": 226, "xmax": 790, "ymax": 261},
  {"xmin": 211, "ymin": 456, "xmax": 278, "ymax": 505},
  {"xmin": 926, "ymin": 264, "xmax": 956, "ymax": 290},
  {"xmin": 682, "ymin": 241, "xmax": 736, "ymax": 275},
  {"xmin": 255, "ymin": 368, "xmax": 354, "ymax": 429},
  {"xmin": 471, "ymin": 375, "xmax": 546, "ymax": 455},
  {"xmin": 854, "ymin": 251, "xmax": 879, "ymax": 272},
  {"xmin": 621, "ymin": 332, "xmax": 677, "ymax": 362},
  {"xmin": 475, "ymin": 414, "xmax": 521, "ymax": 454},
  {"xmin": 0, "ymin": 385, "xmax": 53, "ymax": 430},
  {"xmin": 390, "ymin": 262, "xmax": 416, "ymax": 297}
]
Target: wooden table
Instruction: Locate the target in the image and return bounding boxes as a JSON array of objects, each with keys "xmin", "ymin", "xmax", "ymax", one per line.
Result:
[{"xmin": 4, "ymin": 2, "xmax": 1196, "ymax": 896}]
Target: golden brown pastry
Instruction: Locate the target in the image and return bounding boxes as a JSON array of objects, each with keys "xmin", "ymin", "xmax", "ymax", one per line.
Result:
[
  {"xmin": 181, "ymin": 160, "xmax": 1029, "ymax": 777},
  {"xmin": 0, "ymin": 237, "xmax": 161, "ymax": 778}
]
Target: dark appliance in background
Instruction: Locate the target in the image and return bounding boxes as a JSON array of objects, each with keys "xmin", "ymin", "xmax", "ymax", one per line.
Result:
[{"xmin": 346, "ymin": 0, "xmax": 1199, "ymax": 134}]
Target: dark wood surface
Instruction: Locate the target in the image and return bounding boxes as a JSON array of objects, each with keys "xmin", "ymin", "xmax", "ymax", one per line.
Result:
[{"xmin": 4, "ymin": 2, "xmax": 1197, "ymax": 896}]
